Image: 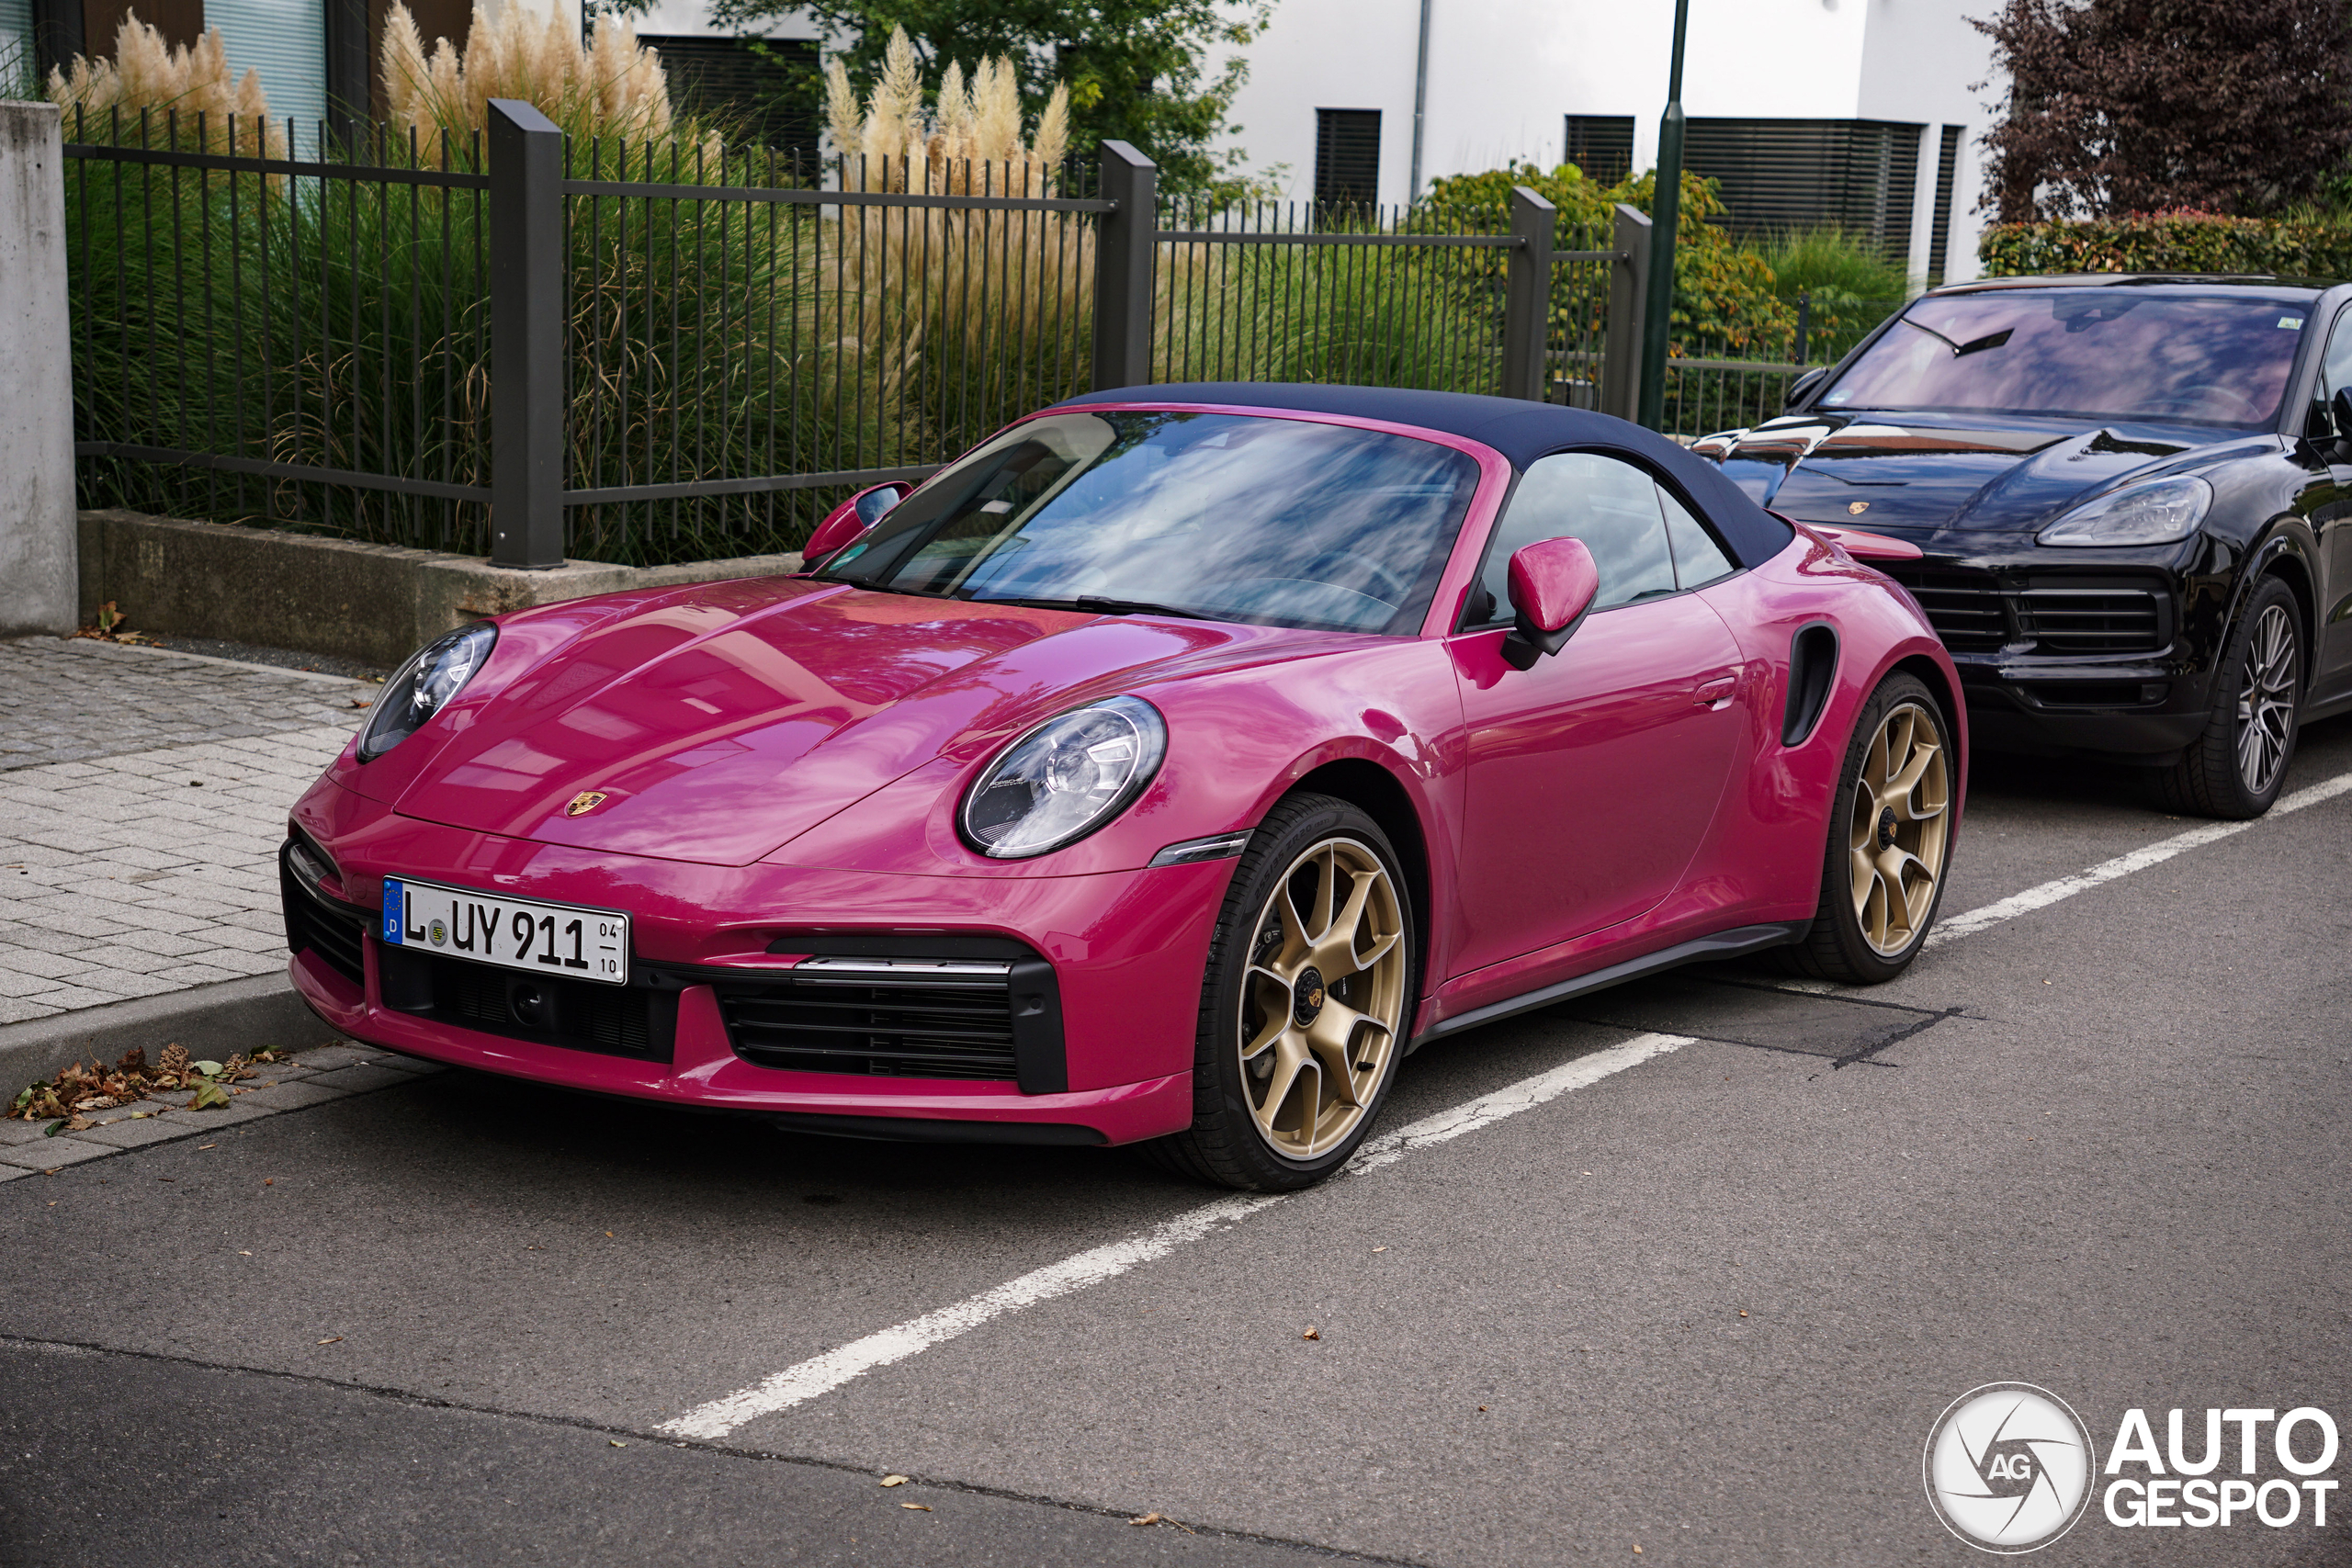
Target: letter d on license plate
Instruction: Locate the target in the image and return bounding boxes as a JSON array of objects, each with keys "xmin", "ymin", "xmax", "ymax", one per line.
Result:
[{"xmin": 380, "ymin": 878, "xmax": 629, "ymax": 985}]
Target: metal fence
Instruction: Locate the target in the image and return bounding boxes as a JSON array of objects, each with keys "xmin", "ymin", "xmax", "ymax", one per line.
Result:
[
  {"xmin": 62, "ymin": 100, "xmax": 1886, "ymax": 567},
  {"xmin": 1661, "ymin": 291, "xmax": 1906, "ymax": 436}
]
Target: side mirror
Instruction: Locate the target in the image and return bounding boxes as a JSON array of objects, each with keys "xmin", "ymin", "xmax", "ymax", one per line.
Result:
[
  {"xmin": 2331, "ymin": 387, "xmax": 2352, "ymax": 452},
  {"xmin": 803, "ymin": 481, "xmax": 912, "ymax": 566},
  {"xmin": 1501, "ymin": 536, "xmax": 1600, "ymax": 671},
  {"xmin": 1785, "ymin": 366, "xmax": 1828, "ymax": 412}
]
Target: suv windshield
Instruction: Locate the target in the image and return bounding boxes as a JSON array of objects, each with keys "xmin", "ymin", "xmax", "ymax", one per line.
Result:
[
  {"xmin": 1819, "ymin": 288, "xmax": 2311, "ymax": 427},
  {"xmin": 819, "ymin": 410, "xmax": 1482, "ymax": 635}
]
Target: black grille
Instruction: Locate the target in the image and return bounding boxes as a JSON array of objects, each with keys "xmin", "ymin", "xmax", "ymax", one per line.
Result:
[
  {"xmin": 717, "ymin": 968, "xmax": 1023, "ymax": 1081},
  {"xmin": 379, "ymin": 948, "xmax": 675, "ymax": 1065},
  {"xmin": 1880, "ymin": 567, "xmax": 2170, "ymax": 656},
  {"xmin": 2015, "ymin": 587, "xmax": 2165, "ymax": 653},
  {"xmin": 1883, "ymin": 567, "xmax": 2011, "ymax": 651},
  {"xmin": 280, "ymin": 840, "xmax": 368, "ymax": 988}
]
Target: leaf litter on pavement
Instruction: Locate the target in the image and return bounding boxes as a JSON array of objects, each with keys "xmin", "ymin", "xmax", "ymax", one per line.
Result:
[{"xmin": 6, "ymin": 1043, "xmax": 286, "ymax": 1132}]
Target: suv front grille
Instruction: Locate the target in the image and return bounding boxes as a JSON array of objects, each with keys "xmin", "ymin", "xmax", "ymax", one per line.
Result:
[{"xmin": 1879, "ymin": 567, "xmax": 2170, "ymax": 656}]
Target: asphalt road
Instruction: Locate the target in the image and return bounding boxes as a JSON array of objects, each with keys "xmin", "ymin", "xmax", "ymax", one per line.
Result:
[{"xmin": 3, "ymin": 716, "xmax": 2348, "ymax": 1566}]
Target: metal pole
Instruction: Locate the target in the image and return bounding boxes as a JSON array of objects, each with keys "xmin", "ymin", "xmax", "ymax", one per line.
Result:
[
  {"xmin": 489, "ymin": 98, "xmax": 566, "ymax": 569},
  {"xmin": 1409, "ymin": 0, "xmax": 1435, "ymax": 203},
  {"xmin": 1091, "ymin": 140, "xmax": 1158, "ymax": 391},
  {"xmin": 1501, "ymin": 185, "xmax": 1555, "ymax": 400},
  {"xmin": 1634, "ymin": 0, "xmax": 1690, "ymax": 432}
]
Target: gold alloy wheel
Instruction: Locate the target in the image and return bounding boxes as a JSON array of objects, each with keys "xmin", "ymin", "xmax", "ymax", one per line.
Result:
[
  {"xmin": 2236, "ymin": 603, "xmax": 2297, "ymax": 796},
  {"xmin": 1848, "ymin": 700, "xmax": 1951, "ymax": 957},
  {"xmin": 1238, "ymin": 837, "xmax": 1408, "ymax": 1160}
]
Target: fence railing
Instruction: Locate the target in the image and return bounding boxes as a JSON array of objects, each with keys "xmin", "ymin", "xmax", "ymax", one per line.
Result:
[{"xmin": 62, "ymin": 100, "xmax": 1890, "ymax": 567}]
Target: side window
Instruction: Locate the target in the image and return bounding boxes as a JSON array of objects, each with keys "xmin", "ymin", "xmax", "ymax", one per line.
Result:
[
  {"xmin": 2316, "ymin": 309, "xmax": 2352, "ymax": 438},
  {"xmin": 1475, "ymin": 451, "xmax": 1676, "ymax": 623},
  {"xmin": 1660, "ymin": 487, "xmax": 1738, "ymax": 588}
]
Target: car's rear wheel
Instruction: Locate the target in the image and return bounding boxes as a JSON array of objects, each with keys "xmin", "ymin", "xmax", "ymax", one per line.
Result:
[
  {"xmin": 1781, "ymin": 672, "xmax": 1953, "ymax": 985},
  {"xmin": 2154, "ymin": 575, "xmax": 2301, "ymax": 820},
  {"xmin": 1143, "ymin": 793, "xmax": 1413, "ymax": 1191}
]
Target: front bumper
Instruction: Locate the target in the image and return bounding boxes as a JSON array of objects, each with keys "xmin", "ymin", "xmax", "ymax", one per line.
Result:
[
  {"xmin": 1876, "ymin": 555, "xmax": 2215, "ymax": 760},
  {"xmin": 282, "ymin": 776, "xmax": 1229, "ymax": 1145}
]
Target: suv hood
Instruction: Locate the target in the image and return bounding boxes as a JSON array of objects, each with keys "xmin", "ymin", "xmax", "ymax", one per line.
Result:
[
  {"xmin": 387, "ymin": 577, "xmax": 1305, "ymax": 866},
  {"xmin": 1700, "ymin": 412, "xmax": 2268, "ymax": 538}
]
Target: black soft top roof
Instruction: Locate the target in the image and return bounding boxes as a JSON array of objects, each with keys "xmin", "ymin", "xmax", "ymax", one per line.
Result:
[{"xmin": 1049, "ymin": 382, "xmax": 1793, "ymax": 569}]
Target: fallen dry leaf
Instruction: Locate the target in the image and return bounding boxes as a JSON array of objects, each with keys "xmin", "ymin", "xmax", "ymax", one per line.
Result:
[
  {"xmin": 197, "ymin": 1144, "xmax": 216, "ymax": 1151},
  {"xmin": 264, "ymin": 1179, "xmax": 273, "ymax": 1187},
  {"xmin": 316, "ymin": 1337, "xmax": 342, "ymax": 1345},
  {"xmin": 238, "ymin": 1250, "xmax": 252, "ymax": 1257},
  {"xmin": 1738, "ymin": 1310, "xmax": 1747, "ymax": 1318},
  {"xmin": 610, "ymin": 1440, "xmax": 628, "ymax": 1448},
  {"xmin": 1372, "ymin": 1246, "xmax": 1387, "ymax": 1253},
  {"xmin": 879, "ymin": 1474, "xmax": 908, "ymax": 1488},
  {"xmin": 899, "ymin": 1503, "xmax": 931, "ymax": 1512},
  {"xmin": 1301, "ymin": 1326, "xmax": 1319, "ymax": 1341},
  {"xmin": 1127, "ymin": 1513, "xmax": 1162, "ymax": 1527},
  {"xmin": 1633, "ymin": 1547, "xmax": 1642, "ymax": 1556}
]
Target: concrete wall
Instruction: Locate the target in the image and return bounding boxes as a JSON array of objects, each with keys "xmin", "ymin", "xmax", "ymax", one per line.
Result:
[
  {"xmin": 0, "ymin": 101, "xmax": 76, "ymax": 638},
  {"xmin": 79, "ymin": 511, "xmax": 804, "ymax": 669}
]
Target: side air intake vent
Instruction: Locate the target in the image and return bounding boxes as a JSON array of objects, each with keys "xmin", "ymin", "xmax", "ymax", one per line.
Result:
[{"xmin": 1782, "ymin": 621, "xmax": 1839, "ymax": 746}]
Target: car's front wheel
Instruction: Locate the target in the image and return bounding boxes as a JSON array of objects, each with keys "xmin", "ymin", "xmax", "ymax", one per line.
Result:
[
  {"xmin": 1145, "ymin": 793, "xmax": 1414, "ymax": 1191},
  {"xmin": 2154, "ymin": 574, "xmax": 2302, "ymax": 819},
  {"xmin": 1781, "ymin": 671, "xmax": 1954, "ymax": 985}
]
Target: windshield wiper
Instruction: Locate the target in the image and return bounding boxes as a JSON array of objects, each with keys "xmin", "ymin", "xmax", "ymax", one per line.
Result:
[
  {"xmin": 984, "ymin": 594, "xmax": 1215, "ymax": 621},
  {"xmin": 1899, "ymin": 318, "xmax": 2015, "ymax": 357}
]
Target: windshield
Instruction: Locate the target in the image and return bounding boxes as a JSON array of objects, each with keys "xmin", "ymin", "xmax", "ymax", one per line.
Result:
[
  {"xmin": 1818, "ymin": 288, "xmax": 2311, "ymax": 427},
  {"xmin": 820, "ymin": 411, "xmax": 1483, "ymax": 635}
]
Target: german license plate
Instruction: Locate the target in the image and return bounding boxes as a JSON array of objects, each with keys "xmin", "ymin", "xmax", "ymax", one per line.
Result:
[{"xmin": 379, "ymin": 878, "xmax": 629, "ymax": 986}]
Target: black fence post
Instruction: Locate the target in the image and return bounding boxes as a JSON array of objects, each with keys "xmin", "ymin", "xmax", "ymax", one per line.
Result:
[
  {"xmin": 1091, "ymin": 140, "xmax": 1158, "ymax": 391},
  {"xmin": 1602, "ymin": 203, "xmax": 1651, "ymax": 423},
  {"xmin": 489, "ymin": 98, "xmax": 566, "ymax": 570},
  {"xmin": 1501, "ymin": 186, "xmax": 1556, "ymax": 401}
]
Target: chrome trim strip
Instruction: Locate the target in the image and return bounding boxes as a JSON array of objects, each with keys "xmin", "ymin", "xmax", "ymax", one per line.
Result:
[
  {"xmin": 1148, "ymin": 830, "xmax": 1253, "ymax": 868},
  {"xmin": 790, "ymin": 957, "xmax": 1014, "ymax": 980}
]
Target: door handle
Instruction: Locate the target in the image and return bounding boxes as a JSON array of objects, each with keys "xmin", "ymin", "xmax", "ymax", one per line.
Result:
[{"xmin": 1693, "ymin": 675, "xmax": 1737, "ymax": 709}]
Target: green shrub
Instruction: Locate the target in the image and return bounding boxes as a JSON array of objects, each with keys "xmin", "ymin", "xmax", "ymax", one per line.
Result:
[{"xmin": 1979, "ymin": 211, "xmax": 2352, "ymax": 281}]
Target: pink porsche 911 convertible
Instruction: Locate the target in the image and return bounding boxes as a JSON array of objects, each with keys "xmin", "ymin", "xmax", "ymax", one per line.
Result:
[{"xmin": 281, "ymin": 385, "xmax": 1963, "ymax": 1189}]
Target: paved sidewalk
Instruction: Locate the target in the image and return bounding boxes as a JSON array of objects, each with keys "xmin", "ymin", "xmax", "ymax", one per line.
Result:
[{"xmin": 0, "ymin": 637, "xmax": 377, "ymax": 1027}]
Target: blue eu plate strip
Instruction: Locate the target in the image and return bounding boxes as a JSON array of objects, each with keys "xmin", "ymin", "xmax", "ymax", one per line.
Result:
[{"xmin": 382, "ymin": 879, "xmax": 405, "ymax": 945}]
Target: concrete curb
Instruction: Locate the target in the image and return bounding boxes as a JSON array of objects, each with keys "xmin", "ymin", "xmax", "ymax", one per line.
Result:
[{"xmin": 0, "ymin": 973, "xmax": 335, "ymax": 1090}]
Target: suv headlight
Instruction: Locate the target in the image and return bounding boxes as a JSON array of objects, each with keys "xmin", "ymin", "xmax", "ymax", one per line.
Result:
[
  {"xmin": 959, "ymin": 695, "xmax": 1168, "ymax": 859},
  {"xmin": 357, "ymin": 622, "xmax": 497, "ymax": 761},
  {"xmin": 2038, "ymin": 475, "xmax": 2212, "ymax": 547}
]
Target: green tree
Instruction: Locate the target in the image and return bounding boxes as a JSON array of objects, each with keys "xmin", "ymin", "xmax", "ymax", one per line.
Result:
[{"xmin": 711, "ymin": 0, "xmax": 1273, "ymax": 196}]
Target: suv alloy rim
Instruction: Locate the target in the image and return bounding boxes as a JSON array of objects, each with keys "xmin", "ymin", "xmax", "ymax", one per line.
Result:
[
  {"xmin": 2236, "ymin": 603, "xmax": 2297, "ymax": 796},
  {"xmin": 1849, "ymin": 701, "xmax": 1951, "ymax": 957},
  {"xmin": 1238, "ymin": 837, "xmax": 1408, "ymax": 1159}
]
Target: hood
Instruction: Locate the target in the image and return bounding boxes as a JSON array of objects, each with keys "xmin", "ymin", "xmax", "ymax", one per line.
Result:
[
  {"xmin": 390, "ymin": 578, "xmax": 1303, "ymax": 866},
  {"xmin": 1701, "ymin": 412, "xmax": 2266, "ymax": 539}
]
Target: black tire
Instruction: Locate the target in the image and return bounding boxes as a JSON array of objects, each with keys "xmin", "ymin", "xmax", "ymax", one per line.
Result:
[
  {"xmin": 1140, "ymin": 794, "xmax": 1416, "ymax": 1191},
  {"xmin": 2153, "ymin": 574, "xmax": 2302, "ymax": 820},
  {"xmin": 1781, "ymin": 672, "xmax": 1955, "ymax": 985}
]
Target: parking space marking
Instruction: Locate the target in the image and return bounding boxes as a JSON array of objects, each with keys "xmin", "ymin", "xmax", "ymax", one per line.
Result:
[
  {"xmin": 656, "ymin": 1032, "xmax": 1691, "ymax": 1442},
  {"xmin": 1925, "ymin": 768, "xmax": 2352, "ymax": 949}
]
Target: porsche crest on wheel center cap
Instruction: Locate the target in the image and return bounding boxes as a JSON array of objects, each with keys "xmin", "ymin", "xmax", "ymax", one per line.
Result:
[{"xmin": 1293, "ymin": 966, "xmax": 1327, "ymax": 1026}]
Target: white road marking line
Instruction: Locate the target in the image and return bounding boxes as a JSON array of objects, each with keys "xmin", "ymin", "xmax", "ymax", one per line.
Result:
[
  {"xmin": 1925, "ymin": 768, "xmax": 2352, "ymax": 948},
  {"xmin": 657, "ymin": 1032, "xmax": 1691, "ymax": 1441}
]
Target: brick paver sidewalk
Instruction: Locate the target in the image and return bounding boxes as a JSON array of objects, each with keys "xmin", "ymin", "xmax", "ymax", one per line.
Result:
[{"xmin": 0, "ymin": 637, "xmax": 378, "ymax": 1025}]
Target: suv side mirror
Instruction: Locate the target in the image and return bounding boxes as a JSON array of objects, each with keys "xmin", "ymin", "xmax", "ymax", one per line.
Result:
[
  {"xmin": 1785, "ymin": 366, "xmax": 1829, "ymax": 411},
  {"xmin": 804, "ymin": 481, "xmax": 912, "ymax": 566},
  {"xmin": 2331, "ymin": 387, "xmax": 2352, "ymax": 453},
  {"xmin": 1501, "ymin": 536, "xmax": 1600, "ymax": 671}
]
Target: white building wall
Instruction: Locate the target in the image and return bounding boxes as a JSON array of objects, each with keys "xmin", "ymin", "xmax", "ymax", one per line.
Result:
[{"xmin": 1213, "ymin": 0, "xmax": 1997, "ymax": 278}]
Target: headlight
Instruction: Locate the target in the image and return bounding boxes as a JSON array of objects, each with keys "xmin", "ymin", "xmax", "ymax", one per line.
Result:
[
  {"xmin": 357, "ymin": 622, "xmax": 497, "ymax": 761},
  {"xmin": 2038, "ymin": 475, "xmax": 2211, "ymax": 547},
  {"xmin": 959, "ymin": 696, "xmax": 1168, "ymax": 859}
]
